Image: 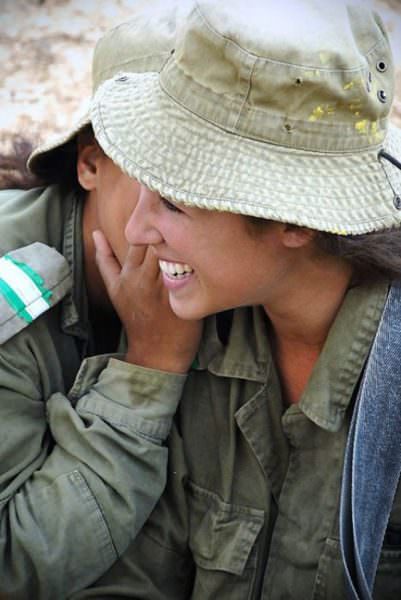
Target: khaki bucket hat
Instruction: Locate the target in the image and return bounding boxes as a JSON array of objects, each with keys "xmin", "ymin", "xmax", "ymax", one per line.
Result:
[
  {"xmin": 28, "ymin": 0, "xmax": 189, "ymax": 177},
  {"xmin": 91, "ymin": 0, "xmax": 401, "ymax": 235}
]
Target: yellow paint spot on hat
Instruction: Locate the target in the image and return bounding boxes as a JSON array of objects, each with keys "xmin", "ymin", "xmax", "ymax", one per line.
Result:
[
  {"xmin": 308, "ymin": 104, "xmax": 336, "ymax": 121},
  {"xmin": 368, "ymin": 122, "xmax": 385, "ymax": 144},
  {"xmin": 309, "ymin": 106, "xmax": 325, "ymax": 121},
  {"xmin": 344, "ymin": 80, "xmax": 355, "ymax": 90},
  {"xmin": 355, "ymin": 119, "xmax": 369, "ymax": 134}
]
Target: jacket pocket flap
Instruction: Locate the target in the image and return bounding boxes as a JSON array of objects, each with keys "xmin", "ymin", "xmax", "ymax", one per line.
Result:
[{"xmin": 188, "ymin": 481, "xmax": 264, "ymax": 576}]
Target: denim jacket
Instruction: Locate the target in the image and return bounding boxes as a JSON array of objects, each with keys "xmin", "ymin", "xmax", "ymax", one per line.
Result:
[
  {"xmin": 0, "ymin": 186, "xmax": 185, "ymax": 599},
  {"xmin": 341, "ymin": 281, "xmax": 401, "ymax": 599}
]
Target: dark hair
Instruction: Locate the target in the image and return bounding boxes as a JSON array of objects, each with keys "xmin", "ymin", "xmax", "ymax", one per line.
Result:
[
  {"xmin": 0, "ymin": 136, "xmax": 44, "ymax": 190},
  {"xmin": 246, "ymin": 215, "xmax": 401, "ymax": 282},
  {"xmin": 0, "ymin": 124, "xmax": 95, "ymax": 192},
  {"xmin": 316, "ymin": 229, "xmax": 401, "ymax": 282}
]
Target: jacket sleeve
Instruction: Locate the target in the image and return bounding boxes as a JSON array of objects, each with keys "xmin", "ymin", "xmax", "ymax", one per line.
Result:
[
  {"xmin": 0, "ymin": 322, "xmax": 186, "ymax": 600},
  {"xmin": 70, "ymin": 422, "xmax": 196, "ymax": 600}
]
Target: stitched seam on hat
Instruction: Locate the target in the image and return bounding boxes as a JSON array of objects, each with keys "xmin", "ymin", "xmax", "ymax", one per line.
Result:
[
  {"xmin": 160, "ymin": 73, "xmax": 244, "ymax": 132},
  {"xmin": 234, "ymin": 58, "xmax": 257, "ymax": 131},
  {"xmin": 96, "ymin": 53, "xmax": 171, "ymax": 78},
  {"xmin": 196, "ymin": 1, "xmax": 388, "ymax": 71},
  {"xmin": 364, "ymin": 35, "xmax": 391, "ymax": 60},
  {"xmin": 195, "ymin": 1, "xmax": 265, "ymax": 62}
]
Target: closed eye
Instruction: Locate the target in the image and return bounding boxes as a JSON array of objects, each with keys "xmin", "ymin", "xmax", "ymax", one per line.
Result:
[{"xmin": 160, "ymin": 196, "xmax": 183, "ymax": 213}]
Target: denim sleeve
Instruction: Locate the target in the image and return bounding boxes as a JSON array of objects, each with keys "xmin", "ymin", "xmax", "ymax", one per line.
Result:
[{"xmin": 0, "ymin": 333, "xmax": 186, "ymax": 600}]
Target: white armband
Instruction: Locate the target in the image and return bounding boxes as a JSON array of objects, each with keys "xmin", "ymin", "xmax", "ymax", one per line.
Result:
[{"xmin": 0, "ymin": 242, "xmax": 72, "ymax": 344}]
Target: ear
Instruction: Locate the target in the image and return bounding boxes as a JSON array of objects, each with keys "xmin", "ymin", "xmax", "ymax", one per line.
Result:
[
  {"xmin": 281, "ymin": 224, "xmax": 317, "ymax": 249},
  {"xmin": 76, "ymin": 138, "xmax": 104, "ymax": 191}
]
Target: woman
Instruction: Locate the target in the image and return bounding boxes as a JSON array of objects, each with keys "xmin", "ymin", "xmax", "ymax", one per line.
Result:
[
  {"xmin": 0, "ymin": 3, "xmax": 201, "ymax": 599},
  {"xmin": 77, "ymin": 0, "xmax": 401, "ymax": 598}
]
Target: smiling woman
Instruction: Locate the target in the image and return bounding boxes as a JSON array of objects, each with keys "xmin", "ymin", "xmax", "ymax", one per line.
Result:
[{"xmin": 72, "ymin": 1, "xmax": 401, "ymax": 599}]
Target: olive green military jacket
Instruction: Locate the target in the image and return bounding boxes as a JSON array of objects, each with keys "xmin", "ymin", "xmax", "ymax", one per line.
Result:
[
  {"xmin": 76, "ymin": 281, "xmax": 401, "ymax": 599},
  {"xmin": 0, "ymin": 186, "xmax": 185, "ymax": 600}
]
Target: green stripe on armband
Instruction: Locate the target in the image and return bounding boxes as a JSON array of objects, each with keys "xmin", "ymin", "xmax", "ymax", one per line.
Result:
[
  {"xmin": 4, "ymin": 255, "xmax": 52, "ymax": 301},
  {"xmin": 0, "ymin": 278, "xmax": 33, "ymax": 323},
  {"xmin": 0, "ymin": 255, "xmax": 53, "ymax": 323}
]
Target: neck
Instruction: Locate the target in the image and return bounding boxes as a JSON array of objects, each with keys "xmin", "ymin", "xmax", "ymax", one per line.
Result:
[
  {"xmin": 263, "ymin": 253, "xmax": 353, "ymax": 405},
  {"xmin": 264, "ymin": 254, "xmax": 353, "ymax": 349}
]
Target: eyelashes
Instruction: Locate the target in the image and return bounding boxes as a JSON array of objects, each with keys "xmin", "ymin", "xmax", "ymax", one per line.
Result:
[{"xmin": 160, "ymin": 196, "xmax": 183, "ymax": 213}]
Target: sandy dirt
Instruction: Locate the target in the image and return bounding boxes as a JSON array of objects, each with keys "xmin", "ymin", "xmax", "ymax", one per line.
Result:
[{"xmin": 0, "ymin": 0, "xmax": 401, "ymax": 152}]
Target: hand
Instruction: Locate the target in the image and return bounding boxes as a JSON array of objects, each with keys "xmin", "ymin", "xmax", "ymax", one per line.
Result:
[{"xmin": 93, "ymin": 230, "xmax": 203, "ymax": 373}]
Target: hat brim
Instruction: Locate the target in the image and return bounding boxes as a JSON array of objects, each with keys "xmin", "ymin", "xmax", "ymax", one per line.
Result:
[
  {"xmin": 27, "ymin": 111, "xmax": 90, "ymax": 177},
  {"xmin": 91, "ymin": 72, "xmax": 401, "ymax": 235}
]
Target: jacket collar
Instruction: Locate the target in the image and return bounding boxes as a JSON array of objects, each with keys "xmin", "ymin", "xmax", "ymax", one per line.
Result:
[
  {"xmin": 298, "ymin": 280, "xmax": 388, "ymax": 432},
  {"xmin": 196, "ymin": 280, "xmax": 388, "ymax": 432},
  {"xmin": 59, "ymin": 187, "xmax": 90, "ymax": 341},
  {"xmin": 196, "ymin": 306, "xmax": 271, "ymax": 383}
]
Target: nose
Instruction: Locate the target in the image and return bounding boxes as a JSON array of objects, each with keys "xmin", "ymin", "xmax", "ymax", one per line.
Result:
[{"xmin": 125, "ymin": 184, "xmax": 163, "ymax": 246}]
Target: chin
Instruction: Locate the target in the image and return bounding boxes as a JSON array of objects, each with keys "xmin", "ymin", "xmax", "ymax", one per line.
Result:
[{"xmin": 169, "ymin": 298, "xmax": 209, "ymax": 321}]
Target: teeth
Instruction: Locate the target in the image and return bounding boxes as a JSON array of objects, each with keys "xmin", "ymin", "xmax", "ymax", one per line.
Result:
[{"xmin": 159, "ymin": 260, "xmax": 193, "ymax": 278}]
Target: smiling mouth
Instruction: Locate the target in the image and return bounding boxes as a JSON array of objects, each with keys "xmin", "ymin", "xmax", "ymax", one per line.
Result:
[{"xmin": 159, "ymin": 260, "xmax": 194, "ymax": 279}]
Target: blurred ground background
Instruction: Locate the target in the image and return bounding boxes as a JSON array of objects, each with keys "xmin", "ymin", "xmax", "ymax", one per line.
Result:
[
  {"xmin": 0, "ymin": 0, "xmax": 401, "ymax": 153},
  {"xmin": 0, "ymin": 0, "xmax": 145, "ymax": 151}
]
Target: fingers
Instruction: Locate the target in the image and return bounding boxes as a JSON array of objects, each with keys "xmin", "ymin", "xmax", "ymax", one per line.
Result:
[
  {"xmin": 122, "ymin": 244, "xmax": 161, "ymax": 280},
  {"xmin": 123, "ymin": 243, "xmax": 148, "ymax": 269},
  {"xmin": 142, "ymin": 246, "xmax": 162, "ymax": 279},
  {"xmin": 92, "ymin": 230, "xmax": 121, "ymax": 291},
  {"xmin": 92, "ymin": 229, "xmax": 112, "ymax": 256}
]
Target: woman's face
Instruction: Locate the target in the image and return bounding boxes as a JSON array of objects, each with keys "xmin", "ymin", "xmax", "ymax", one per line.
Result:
[
  {"xmin": 79, "ymin": 144, "xmax": 141, "ymax": 266},
  {"xmin": 94, "ymin": 155, "xmax": 142, "ymax": 265},
  {"xmin": 125, "ymin": 185, "xmax": 302, "ymax": 320}
]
